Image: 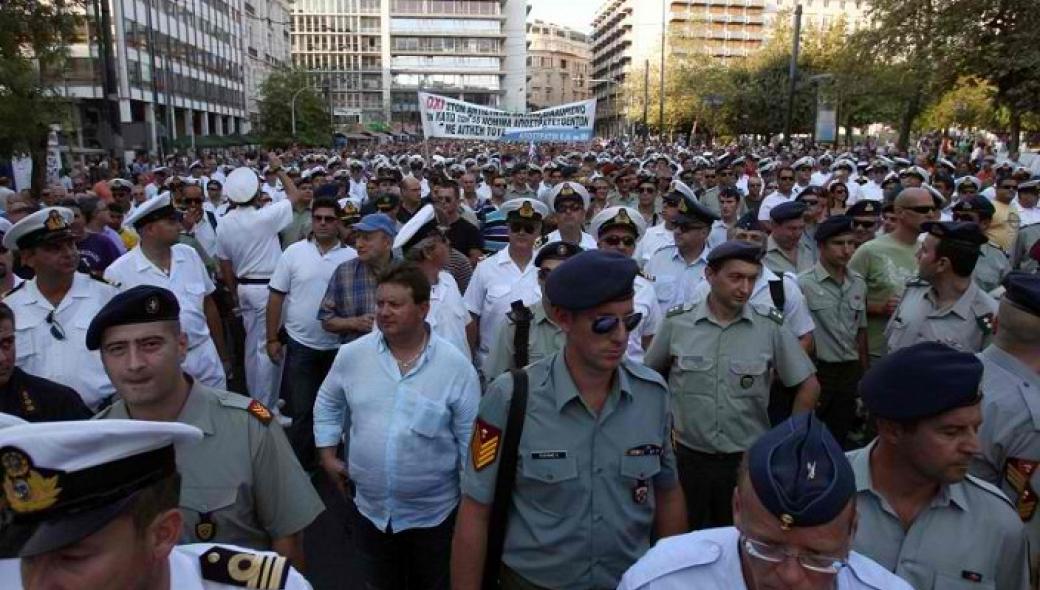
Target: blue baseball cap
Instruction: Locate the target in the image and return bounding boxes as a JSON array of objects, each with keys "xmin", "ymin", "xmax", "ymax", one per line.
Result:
[{"xmin": 352, "ymin": 213, "xmax": 397, "ymax": 238}]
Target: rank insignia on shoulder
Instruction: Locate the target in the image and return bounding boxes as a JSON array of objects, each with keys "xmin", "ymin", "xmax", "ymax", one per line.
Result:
[
  {"xmin": 1005, "ymin": 457, "xmax": 1039, "ymax": 521},
  {"xmin": 246, "ymin": 400, "xmax": 273, "ymax": 425},
  {"xmin": 977, "ymin": 313, "xmax": 995, "ymax": 335},
  {"xmin": 639, "ymin": 269, "xmax": 654, "ymax": 282},
  {"xmin": 199, "ymin": 546, "xmax": 289, "ymax": 590},
  {"xmin": 768, "ymin": 308, "xmax": 784, "ymax": 325},
  {"xmin": 666, "ymin": 305, "xmax": 686, "ymax": 317},
  {"xmin": 471, "ymin": 417, "xmax": 500, "ymax": 471}
]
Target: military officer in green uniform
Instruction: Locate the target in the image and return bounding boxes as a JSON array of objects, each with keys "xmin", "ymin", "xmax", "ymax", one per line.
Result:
[
  {"xmin": 797, "ymin": 216, "xmax": 868, "ymax": 448},
  {"xmin": 453, "ymin": 250, "xmax": 687, "ymax": 590},
  {"xmin": 951, "ymin": 196, "xmax": 1010, "ymax": 293},
  {"xmin": 849, "ymin": 342, "xmax": 1030, "ymax": 590},
  {"xmin": 89, "ymin": 286, "xmax": 324, "ymax": 569},
  {"xmin": 482, "ymin": 241, "xmax": 581, "ymax": 380},
  {"xmin": 971, "ymin": 272, "xmax": 1040, "ymax": 579},
  {"xmin": 763, "ymin": 201, "xmax": 816, "ymax": 276},
  {"xmin": 885, "ymin": 221, "xmax": 997, "ymax": 353},
  {"xmin": 645, "ymin": 240, "xmax": 819, "ymax": 531}
]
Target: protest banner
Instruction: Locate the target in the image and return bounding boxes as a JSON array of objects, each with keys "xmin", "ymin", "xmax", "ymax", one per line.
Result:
[{"xmin": 419, "ymin": 92, "xmax": 596, "ymax": 142}]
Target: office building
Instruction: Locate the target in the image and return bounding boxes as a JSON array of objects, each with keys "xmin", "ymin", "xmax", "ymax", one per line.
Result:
[
  {"xmin": 290, "ymin": 0, "xmax": 527, "ymax": 133},
  {"xmin": 526, "ymin": 20, "xmax": 592, "ymax": 110}
]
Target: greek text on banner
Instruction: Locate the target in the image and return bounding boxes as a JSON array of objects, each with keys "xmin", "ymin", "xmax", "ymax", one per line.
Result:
[{"xmin": 419, "ymin": 92, "xmax": 597, "ymax": 142}]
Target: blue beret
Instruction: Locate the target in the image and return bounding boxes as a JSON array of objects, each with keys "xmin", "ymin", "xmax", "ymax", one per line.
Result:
[
  {"xmin": 922, "ymin": 221, "xmax": 986, "ymax": 246},
  {"xmin": 707, "ymin": 240, "xmax": 763, "ymax": 266},
  {"xmin": 545, "ymin": 250, "xmax": 637, "ymax": 310},
  {"xmin": 1003, "ymin": 271, "xmax": 1040, "ymax": 317},
  {"xmin": 86, "ymin": 286, "xmax": 180, "ymax": 350},
  {"xmin": 674, "ymin": 195, "xmax": 720, "ymax": 226},
  {"xmin": 749, "ymin": 413, "xmax": 855, "ymax": 529},
  {"xmin": 846, "ymin": 200, "xmax": 881, "ymax": 217},
  {"xmin": 770, "ymin": 201, "xmax": 807, "ymax": 223},
  {"xmin": 534, "ymin": 241, "xmax": 583, "ymax": 267},
  {"xmin": 951, "ymin": 196, "xmax": 995, "ymax": 219},
  {"xmin": 860, "ymin": 341, "xmax": 983, "ymax": 421},
  {"xmin": 814, "ymin": 215, "xmax": 854, "ymax": 243},
  {"xmin": 314, "ymin": 183, "xmax": 339, "ymax": 199}
]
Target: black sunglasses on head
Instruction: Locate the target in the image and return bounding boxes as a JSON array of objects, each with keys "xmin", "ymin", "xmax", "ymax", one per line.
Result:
[{"xmin": 591, "ymin": 312, "xmax": 643, "ymax": 335}]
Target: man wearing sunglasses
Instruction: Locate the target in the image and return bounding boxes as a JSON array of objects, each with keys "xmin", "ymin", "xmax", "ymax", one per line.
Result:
[
  {"xmin": 849, "ymin": 188, "xmax": 932, "ymax": 360},
  {"xmin": 619, "ymin": 413, "xmax": 911, "ymax": 590},
  {"xmin": 758, "ymin": 165, "xmax": 798, "ymax": 226},
  {"xmin": 454, "ymin": 249, "xmax": 687, "ymax": 590},
  {"xmin": 463, "ymin": 198, "xmax": 548, "ymax": 373},
  {"xmin": 885, "ymin": 221, "xmax": 997, "ymax": 354},
  {"xmin": 848, "ymin": 342, "xmax": 1030, "ymax": 590},
  {"xmin": 634, "ymin": 190, "xmax": 684, "ymax": 268},
  {"xmin": 792, "ymin": 156, "xmax": 815, "ymax": 196},
  {"xmin": 646, "ymin": 240, "xmax": 818, "ymax": 531},
  {"xmin": 846, "ymin": 199, "xmax": 881, "ymax": 248},
  {"xmin": 591, "ymin": 206, "xmax": 661, "ymax": 364},
  {"xmin": 950, "ymin": 197, "xmax": 1011, "ymax": 294},
  {"xmin": 989, "ymin": 175, "xmax": 1022, "ymax": 251},
  {"xmin": 483, "ymin": 240, "xmax": 581, "ymax": 381},
  {"xmin": 1, "ymin": 206, "xmax": 117, "ymax": 411},
  {"xmin": 645, "ymin": 194, "xmax": 719, "ymax": 316},
  {"xmin": 764, "ymin": 201, "xmax": 815, "ymax": 276},
  {"xmin": 544, "ymin": 182, "xmax": 597, "ymax": 250},
  {"xmin": 105, "ymin": 193, "xmax": 230, "ymax": 390}
]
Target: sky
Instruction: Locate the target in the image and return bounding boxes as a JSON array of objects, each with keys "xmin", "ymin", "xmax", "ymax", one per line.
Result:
[{"xmin": 526, "ymin": 0, "xmax": 601, "ymax": 34}]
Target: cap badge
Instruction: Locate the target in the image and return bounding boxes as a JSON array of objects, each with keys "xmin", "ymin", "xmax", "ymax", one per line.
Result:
[
  {"xmin": 44, "ymin": 210, "xmax": 68, "ymax": 231},
  {"xmin": 807, "ymin": 461, "xmax": 817, "ymax": 480},
  {"xmin": 560, "ymin": 185, "xmax": 574, "ymax": 196},
  {"xmin": 556, "ymin": 244, "xmax": 569, "ymax": 257},
  {"xmin": 145, "ymin": 296, "xmax": 161, "ymax": 315},
  {"xmin": 343, "ymin": 202, "xmax": 358, "ymax": 215},
  {"xmin": 616, "ymin": 209, "xmax": 631, "ymax": 225},
  {"xmin": 1, "ymin": 449, "xmax": 61, "ymax": 514},
  {"xmin": 519, "ymin": 201, "xmax": 535, "ymax": 218},
  {"xmin": 779, "ymin": 513, "xmax": 794, "ymax": 531},
  {"xmin": 678, "ymin": 199, "xmax": 688, "ymax": 213}
]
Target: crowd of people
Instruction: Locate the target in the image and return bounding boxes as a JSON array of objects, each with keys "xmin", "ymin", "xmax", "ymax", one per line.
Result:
[{"xmin": 2, "ymin": 137, "xmax": 1040, "ymax": 590}]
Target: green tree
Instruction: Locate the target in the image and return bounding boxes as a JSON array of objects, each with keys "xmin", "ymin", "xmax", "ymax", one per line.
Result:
[
  {"xmin": 256, "ymin": 68, "xmax": 332, "ymax": 148},
  {"xmin": 0, "ymin": 0, "xmax": 83, "ymax": 195},
  {"xmin": 917, "ymin": 76, "xmax": 998, "ymax": 132}
]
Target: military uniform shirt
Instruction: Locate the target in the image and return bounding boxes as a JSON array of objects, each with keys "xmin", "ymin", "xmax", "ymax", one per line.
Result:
[
  {"xmin": 635, "ymin": 223, "xmax": 674, "ymax": 268},
  {"xmin": 971, "ymin": 345, "xmax": 1040, "ymax": 575},
  {"xmin": 482, "ymin": 300, "xmax": 564, "ymax": 381},
  {"xmin": 97, "ymin": 381, "xmax": 325, "ymax": 549},
  {"xmin": 617, "ymin": 526, "xmax": 914, "ymax": 590},
  {"xmin": 0, "ymin": 367, "xmax": 92, "ymax": 422},
  {"xmin": 645, "ymin": 244, "xmax": 710, "ymax": 316},
  {"xmin": 763, "ymin": 235, "xmax": 815, "ymax": 276},
  {"xmin": 1010, "ymin": 222, "xmax": 1040, "ymax": 273},
  {"xmin": 797, "ymin": 264, "xmax": 868, "ymax": 362},
  {"xmin": 644, "ymin": 301, "xmax": 815, "ymax": 454},
  {"xmin": 972, "ymin": 242, "xmax": 1010, "ymax": 294},
  {"xmin": 3, "ymin": 272, "xmax": 117, "ymax": 410},
  {"xmin": 884, "ymin": 280, "xmax": 997, "ymax": 353},
  {"xmin": 690, "ymin": 267, "xmax": 816, "ymax": 338},
  {"xmin": 461, "ymin": 354, "xmax": 678, "ymax": 590},
  {"xmin": 848, "ymin": 441, "xmax": 1030, "ymax": 590}
]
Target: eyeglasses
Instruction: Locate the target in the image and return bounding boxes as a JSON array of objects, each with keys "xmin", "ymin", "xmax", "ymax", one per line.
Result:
[
  {"xmin": 796, "ymin": 166, "xmax": 811, "ymax": 172},
  {"xmin": 639, "ymin": 187, "xmax": 657, "ymax": 194},
  {"xmin": 1000, "ymin": 184, "xmax": 1018, "ymax": 190},
  {"xmin": 509, "ymin": 221, "xmax": 539, "ymax": 234},
  {"xmin": 675, "ymin": 223, "xmax": 707, "ymax": 233},
  {"xmin": 602, "ymin": 235, "xmax": 636, "ymax": 247},
  {"xmin": 905, "ymin": 205, "xmax": 937, "ymax": 214},
  {"xmin": 741, "ymin": 535, "xmax": 847, "ymax": 575},
  {"xmin": 591, "ymin": 312, "xmax": 643, "ymax": 335},
  {"xmin": 492, "ymin": 182, "xmax": 508, "ymax": 188},
  {"xmin": 555, "ymin": 202, "xmax": 584, "ymax": 213},
  {"xmin": 46, "ymin": 310, "xmax": 65, "ymax": 340},
  {"xmin": 182, "ymin": 198, "xmax": 202, "ymax": 205},
  {"xmin": 800, "ymin": 199, "xmax": 819, "ymax": 206},
  {"xmin": 313, "ymin": 214, "xmax": 338, "ymax": 223},
  {"xmin": 852, "ymin": 219, "xmax": 877, "ymax": 229},
  {"xmin": 663, "ymin": 199, "xmax": 680, "ymax": 207},
  {"xmin": 779, "ymin": 175, "xmax": 795, "ymax": 181}
]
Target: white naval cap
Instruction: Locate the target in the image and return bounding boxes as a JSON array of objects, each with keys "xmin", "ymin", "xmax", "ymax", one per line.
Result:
[
  {"xmin": 590, "ymin": 206, "xmax": 647, "ymax": 240},
  {"xmin": 670, "ymin": 179, "xmax": 697, "ymax": 201},
  {"xmin": 107, "ymin": 178, "xmax": 133, "ymax": 191},
  {"xmin": 0, "ymin": 420, "xmax": 202, "ymax": 558},
  {"xmin": 122, "ymin": 192, "xmax": 178, "ymax": 230},
  {"xmin": 547, "ymin": 181, "xmax": 591, "ymax": 211},
  {"xmin": 2, "ymin": 207, "xmax": 74, "ymax": 252},
  {"xmin": 392, "ymin": 204, "xmax": 439, "ymax": 251},
  {"xmin": 792, "ymin": 156, "xmax": 815, "ymax": 169},
  {"xmin": 0, "ymin": 412, "xmax": 26, "ymax": 429},
  {"xmin": 900, "ymin": 165, "xmax": 930, "ymax": 183},
  {"xmin": 225, "ymin": 167, "xmax": 261, "ymax": 204},
  {"xmin": 301, "ymin": 166, "xmax": 327, "ymax": 180},
  {"xmin": 500, "ymin": 197, "xmax": 549, "ymax": 220}
]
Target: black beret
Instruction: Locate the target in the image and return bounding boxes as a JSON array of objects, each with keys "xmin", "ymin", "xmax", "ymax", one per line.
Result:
[
  {"xmin": 545, "ymin": 250, "xmax": 637, "ymax": 310},
  {"xmin": 707, "ymin": 240, "xmax": 763, "ymax": 266},
  {"xmin": 719, "ymin": 186, "xmax": 742, "ymax": 201},
  {"xmin": 922, "ymin": 221, "xmax": 987, "ymax": 246},
  {"xmin": 734, "ymin": 211, "xmax": 766, "ymax": 232},
  {"xmin": 749, "ymin": 412, "xmax": 855, "ymax": 529},
  {"xmin": 951, "ymin": 196, "xmax": 995, "ymax": 219},
  {"xmin": 674, "ymin": 195, "xmax": 720, "ymax": 225},
  {"xmin": 1003, "ymin": 271, "xmax": 1040, "ymax": 317},
  {"xmin": 846, "ymin": 200, "xmax": 882, "ymax": 217},
  {"xmin": 815, "ymin": 215, "xmax": 854, "ymax": 243},
  {"xmin": 373, "ymin": 192, "xmax": 401, "ymax": 211},
  {"xmin": 770, "ymin": 201, "xmax": 807, "ymax": 223},
  {"xmin": 534, "ymin": 241, "xmax": 583, "ymax": 267},
  {"xmin": 860, "ymin": 341, "xmax": 983, "ymax": 421},
  {"xmin": 796, "ymin": 186, "xmax": 825, "ymax": 200},
  {"xmin": 86, "ymin": 286, "xmax": 181, "ymax": 350}
]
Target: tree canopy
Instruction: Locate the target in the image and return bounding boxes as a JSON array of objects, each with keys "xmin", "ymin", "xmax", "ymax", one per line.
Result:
[{"xmin": 256, "ymin": 68, "xmax": 334, "ymax": 148}]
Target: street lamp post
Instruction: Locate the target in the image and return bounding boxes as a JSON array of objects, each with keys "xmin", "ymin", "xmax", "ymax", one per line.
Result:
[{"xmin": 290, "ymin": 87, "xmax": 310, "ymax": 139}]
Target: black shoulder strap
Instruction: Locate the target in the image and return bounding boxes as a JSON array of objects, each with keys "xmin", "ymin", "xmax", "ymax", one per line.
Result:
[
  {"xmin": 508, "ymin": 300, "xmax": 533, "ymax": 370},
  {"xmin": 768, "ymin": 278, "xmax": 786, "ymax": 312},
  {"xmin": 206, "ymin": 210, "xmax": 218, "ymax": 230},
  {"xmin": 482, "ymin": 369, "xmax": 528, "ymax": 590}
]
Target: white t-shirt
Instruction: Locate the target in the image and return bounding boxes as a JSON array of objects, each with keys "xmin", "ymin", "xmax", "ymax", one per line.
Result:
[
  {"xmin": 269, "ymin": 239, "xmax": 357, "ymax": 350},
  {"xmin": 758, "ymin": 191, "xmax": 795, "ymax": 221}
]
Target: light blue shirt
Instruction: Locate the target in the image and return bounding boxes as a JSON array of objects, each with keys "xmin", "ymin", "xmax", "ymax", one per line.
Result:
[
  {"xmin": 645, "ymin": 244, "xmax": 710, "ymax": 315},
  {"xmin": 314, "ymin": 328, "xmax": 481, "ymax": 532}
]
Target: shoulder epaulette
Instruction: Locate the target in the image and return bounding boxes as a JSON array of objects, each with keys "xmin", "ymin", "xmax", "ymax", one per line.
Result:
[
  {"xmin": 91, "ymin": 274, "xmax": 120, "ymax": 288},
  {"xmin": 198, "ymin": 545, "xmax": 289, "ymax": 589},
  {"xmin": 905, "ymin": 277, "xmax": 929, "ymax": 288},
  {"xmin": 620, "ymin": 535, "xmax": 723, "ymax": 589},
  {"xmin": 976, "ymin": 312, "xmax": 996, "ymax": 335},
  {"xmin": 666, "ymin": 304, "xmax": 688, "ymax": 317},
  {"xmin": 216, "ymin": 390, "xmax": 273, "ymax": 425},
  {"xmin": 639, "ymin": 269, "xmax": 654, "ymax": 282},
  {"xmin": 2, "ymin": 281, "xmax": 26, "ymax": 299},
  {"xmin": 964, "ymin": 474, "xmax": 1017, "ymax": 511},
  {"xmin": 751, "ymin": 303, "xmax": 784, "ymax": 324}
]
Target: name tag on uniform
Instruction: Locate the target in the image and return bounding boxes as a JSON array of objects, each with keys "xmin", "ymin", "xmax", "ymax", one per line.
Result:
[
  {"xmin": 531, "ymin": 450, "xmax": 567, "ymax": 460},
  {"xmin": 626, "ymin": 445, "xmax": 663, "ymax": 457}
]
